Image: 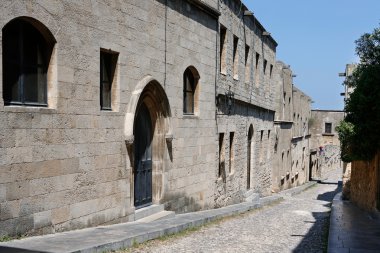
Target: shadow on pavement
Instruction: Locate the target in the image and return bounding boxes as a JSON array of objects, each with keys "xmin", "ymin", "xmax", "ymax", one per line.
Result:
[
  {"xmin": 317, "ymin": 181, "xmax": 342, "ymax": 201},
  {"xmin": 0, "ymin": 246, "xmax": 49, "ymax": 253},
  {"xmin": 292, "ymin": 182, "xmax": 342, "ymax": 253}
]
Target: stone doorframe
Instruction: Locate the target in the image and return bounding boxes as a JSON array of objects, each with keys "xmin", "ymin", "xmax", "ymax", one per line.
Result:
[{"xmin": 124, "ymin": 76, "xmax": 172, "ymax": 208}]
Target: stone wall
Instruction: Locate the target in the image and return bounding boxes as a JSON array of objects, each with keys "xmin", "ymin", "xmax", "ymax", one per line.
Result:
[
  {"xmin": 214, "ymin": 0, "xmax": 277, "ymax": 205},
  {"xmin": 0, "ymin": 0, "xmax": 316, "ymax": 237},
  {"xmin": 272, "ymin": 62, "xmax": 311, "ymax": 192},
  {"xmin": 350, "ymin": 152, "xmax": 380, "ymax": 211},
  {"xmin": 0, "ymin": 0, "xmax": 218, "ymax": 236}
]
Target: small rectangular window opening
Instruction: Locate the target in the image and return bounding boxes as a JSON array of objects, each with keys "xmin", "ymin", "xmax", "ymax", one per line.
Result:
[
  {"xmin": 245, "ymin": 45, "xmax": 250, "ymax": 83},
  {"xmin": 219, "ymin": 133, "xmax": 225, "ymax": 178},
  {"xmin": 229, "ymin": 132, "xmax": 235, "ymax": 173},
  {"xmin": 233, "ymin": 36, "xmax": 239, "ymax": 79},
  {"xmin": 255, "ymin": 52, "xmax": 260, "ymax": 86},
  {"xmin": 270, "ymin": 64, "xmax": 273, "ymax": 78},
  {"xmin": 220, "ymin": 26, "xmax": 227, "ymax": 74},
  {"xmin": 325, "ymin": 123, "xmax": 332, "ymax": 134},
  {"xmin": 263, "ymin": 59, "xmax": 268, "ymax": 74},
  {"xmin": 100, "ymin": 50, "xmax": 118, "ymax": 110}
]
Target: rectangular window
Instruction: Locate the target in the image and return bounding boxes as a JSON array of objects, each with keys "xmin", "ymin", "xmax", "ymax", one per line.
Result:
[
  {"xmin": 100, "ymin": 50, "xmax": 118, "ymax": 110},
  {"xmin": 259, "ymin": 130, "xmax": 264, "ymax": 163},
  {"xmin": 219, "ymin": 133, "xmax": 225, "ymax": 178},
  {"xmin": 325, "ymin": 123, "xmax": 332, "ymax": 134},
  {"xmin": 270, "ymin": 64, "xmax": 273, "ymax": 78},
  {"xmin": 244, "ymin": 44, "xmax": 250, "ymax": 83},
  {"xmin": 267, "ymin": 130, "xmax": 271, "ymax": 160},
  {"xmin": 183, "ymin": 68, "xmax": 195, "ymax": 114},
  {"xmin": 255, "ymin": 52, "xmax": 260, "ymax": 86},
  {"xmin": 263, "ymin": 59, "xmax": 268, "ymax": 74},
  {"xmin": 233, "ymin": 36, "xmax": 239, "ymax": 79},
  {"xmin": 229, "ymin": 132, "xmax": 234, "ymax": 173},
  {"xmin": 220, "ymin": 25, "xmax": 227, "ymax": 74}
]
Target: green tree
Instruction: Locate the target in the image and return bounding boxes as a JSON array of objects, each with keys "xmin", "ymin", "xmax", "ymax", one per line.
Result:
[{"xmin": 339, "ymin": 26, "xmax": 380, "ymax": 161}]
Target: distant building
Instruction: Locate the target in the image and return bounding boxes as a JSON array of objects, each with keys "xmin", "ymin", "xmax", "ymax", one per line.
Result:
[
  {"xmin": 339, "ymin": 64, "xmax": 357, "ymax": 104},
  {"xmin": 309, "ymin": 110, "xmax": 344, "ymax": 180}
]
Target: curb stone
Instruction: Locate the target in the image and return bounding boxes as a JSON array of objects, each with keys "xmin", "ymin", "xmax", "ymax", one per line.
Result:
[
  {"xmin": 0, "ymin": 182, "xmax": 317, "ymax": 253},
  {"xmin": 279, "ymin": 181, "xmax": 318, "ymax": 197}
]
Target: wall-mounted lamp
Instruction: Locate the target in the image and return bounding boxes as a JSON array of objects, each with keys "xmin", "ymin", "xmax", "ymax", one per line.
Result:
[
  {"xmin": 244, "ymin": 10, "xmax": 254, "ymax": 16},
  {"xmin": 262, "ymin": 31, "xmax": 271, "ymax": 36},
  {"xmin": 292, "ymin": 74, "xmax": 297, "ymax": 78},
  {"xmin": 225, "ymin": 86, "xmax": 235, "ymax": 115}
]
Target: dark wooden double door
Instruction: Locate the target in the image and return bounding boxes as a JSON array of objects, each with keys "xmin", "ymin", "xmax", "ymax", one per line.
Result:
[{"xmin": 134, "ymin": 103, "xmax": 153, "ymax": 208}]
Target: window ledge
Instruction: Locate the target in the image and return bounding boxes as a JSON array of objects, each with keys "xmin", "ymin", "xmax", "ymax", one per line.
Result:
[
  {"xmin": 322, "ymin": 133, "xmax": 334, "ymax": 136},
  {"xmin": 3, "ymin": 105, "xmax": 56, "ymax": 113},
  {"xmin": 183, "ymin": 114, "xmax": 199, "ymax": 119}
]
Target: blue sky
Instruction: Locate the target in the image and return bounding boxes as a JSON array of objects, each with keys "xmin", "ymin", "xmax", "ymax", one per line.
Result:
[{"xmin": 242, "ymin": 0, "xmax": 380, "ymax": 110}]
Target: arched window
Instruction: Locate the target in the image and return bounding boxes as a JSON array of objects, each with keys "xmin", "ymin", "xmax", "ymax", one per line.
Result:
[
  {"xmin": 3, "ymin": 18, "xmax": 55, "ymax": 106},
  {"xmin": 183, "ymin": 67, "xmax": 199, "ymax": 115}
]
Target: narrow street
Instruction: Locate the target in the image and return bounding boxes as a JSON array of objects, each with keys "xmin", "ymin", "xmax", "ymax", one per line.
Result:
[{"xmin": 126, "ymin": 169, "xmax": 342, "ymax": 253}]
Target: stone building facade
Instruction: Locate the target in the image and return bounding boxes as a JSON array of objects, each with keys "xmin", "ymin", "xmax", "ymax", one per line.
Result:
[
  {"xmin": 0, "ymin": 0, "xmax": 314, "ymax": 237},
  {"xmin": 0, "ymin": 0, "xmax": 220, "ymax": 236},
  {"xmin": 272, "ymin": 62, "xmax": 312, "ymax": 192},
  {"xmin": 309, "ymin": 110, "xmax": 344, "ymax": 180},
  {"xmin": 214, "ymin": 0, "xmax": 277, "ymax": 206}
]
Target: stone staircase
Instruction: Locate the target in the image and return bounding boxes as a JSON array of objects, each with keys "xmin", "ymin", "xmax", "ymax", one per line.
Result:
[{"xmin": 134, "ymin": 204, "xmax": 175, "ymax": 223}]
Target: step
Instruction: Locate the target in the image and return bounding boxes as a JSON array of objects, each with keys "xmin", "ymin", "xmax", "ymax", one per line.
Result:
[
  {"xmin": 244, "ymin": 189, "xmax": 260, "ymax": 202},
  {"xmin": 134, "ymin": 204, "xmax": 165, "ymax": 221},
  {"xmin": 136, "ymin": 210, "xmax": 175, "ymax": 223}
]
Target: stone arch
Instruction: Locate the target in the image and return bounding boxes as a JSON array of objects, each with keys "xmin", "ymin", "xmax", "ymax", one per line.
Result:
[{"xmin": 124, "ymin": 76, "xmax": 172, "ymax": 207}]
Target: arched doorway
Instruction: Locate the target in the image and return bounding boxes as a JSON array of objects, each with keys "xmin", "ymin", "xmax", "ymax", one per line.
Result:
[
  {"xmin": 134, "ymin": 103, "xmax": 153, "ymax": 207},
  {"xmin": 247, "ymin": 125, "xmax": 254, "ymax": 189},
  {"xmin": 125, "ymin": 76, "xmax": 172, "ymax": 209}
]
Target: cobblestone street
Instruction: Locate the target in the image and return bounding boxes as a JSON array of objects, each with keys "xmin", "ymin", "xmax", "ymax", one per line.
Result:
[{"xmin": 125, "ymin": 169, "xmax": 341, "ymax": 253}]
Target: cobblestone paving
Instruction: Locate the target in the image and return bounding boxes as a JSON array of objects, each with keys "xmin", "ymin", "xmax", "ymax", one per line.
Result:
[{"xmin": 125, "ymin": 169, "xmax": 342, "ymax": 253}]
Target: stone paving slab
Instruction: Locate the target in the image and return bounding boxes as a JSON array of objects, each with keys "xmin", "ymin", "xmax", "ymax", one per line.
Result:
[
  {"xmin": 0, "ymin": 182, "xmax": 316, "ymax": 253},
  {"xmin": 328, "ymin": 192, "xmax": 380, "ymax": 253}
]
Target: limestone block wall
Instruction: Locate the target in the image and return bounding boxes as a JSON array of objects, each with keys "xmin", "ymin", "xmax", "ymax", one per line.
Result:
[
  {"xmin": 272, "ymin": 62, "xmax": 311, "ymax": 191},
  {"xmin": 215, "ymin": 103, "xmax": 275, "ymax": 207},
  {"xmin": 214, "ymin": 0, "xmax": 277, "ymax": 205},
  {"xmin": 160, "ymin": 0, "xmax": 218, "ymax": 213},
  {"xmin": 350, "ymin": 152, "xmax": 380, "ymax": 211},
  {"xmin": 218, "ymin": 0, "xmax": 277, "ymax": 111},
  {"xmin": 0, "ymin": 0, "xmax": 218, "ymax": 236},
  {"xmin": 274, "ymin": 61, "xmax": 293, "ymax": 122}
]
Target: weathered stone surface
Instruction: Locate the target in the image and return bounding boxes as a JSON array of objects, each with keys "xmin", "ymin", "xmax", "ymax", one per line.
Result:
[
  {"xmin": 272, "ymin": 62, "xmax": 312, "ymax": 192},
  {"xmin": 350, "ymin": 152, "xmax": 380, "ymax": 211},
  {"xmin": 0, "ymin": 0, "xmax": 314, "ymax": 237}
]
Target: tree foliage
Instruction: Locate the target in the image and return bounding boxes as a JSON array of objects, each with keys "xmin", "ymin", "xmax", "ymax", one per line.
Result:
[
  {"xmin": 337, "ymin": 26, "xmax": 380, "ymax": 161},
  {"xmin": 335, "ymin": 121, "xmax": 355, "ymax": 162}
]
